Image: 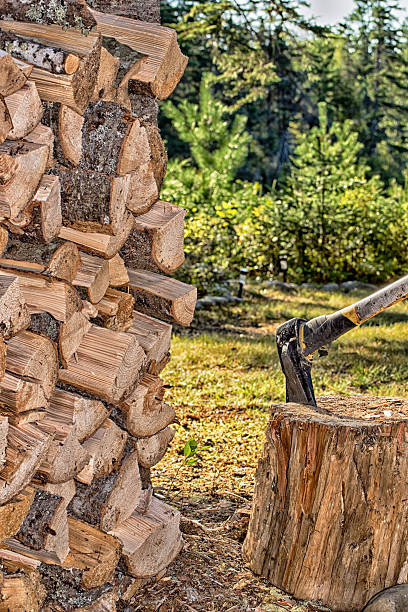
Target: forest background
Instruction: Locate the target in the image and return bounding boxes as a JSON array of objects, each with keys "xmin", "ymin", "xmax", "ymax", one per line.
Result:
[{"xmin": 158, "ymin": 0, "xmax": 408, "ymax": 293}]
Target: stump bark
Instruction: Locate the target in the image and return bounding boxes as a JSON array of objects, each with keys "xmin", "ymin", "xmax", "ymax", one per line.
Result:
[{"xmin": 243, "ymin": 396, "xmax": 408, "ymax": 612}]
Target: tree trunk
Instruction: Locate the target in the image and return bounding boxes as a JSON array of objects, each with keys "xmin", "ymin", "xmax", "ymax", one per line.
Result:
[{"xmin": 243, "ymin": 397, "xmax": 408, "ymax": 612}]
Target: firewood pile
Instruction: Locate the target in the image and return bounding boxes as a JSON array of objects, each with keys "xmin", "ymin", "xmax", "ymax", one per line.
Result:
[{"xmin": 0, "ymin": 1, "xmax": 195, "ymax": 610}]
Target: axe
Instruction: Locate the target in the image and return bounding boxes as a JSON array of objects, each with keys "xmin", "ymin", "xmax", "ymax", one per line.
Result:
[{"xmin": 276, "ymin": 275, "xmax": 408, "ymax": 408}]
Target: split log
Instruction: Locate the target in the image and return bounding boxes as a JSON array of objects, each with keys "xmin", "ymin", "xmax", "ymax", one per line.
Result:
[
  {"xmin": 42, "ymin": 588, "xmax": 118, "ymax": 612},
  {"xmin": 23, "ymin": 124, "xmax": 54, "ymax": 168},
  {"xmin": 0, "ymin": 141, "xmax": 48, "ymax": 218},
  {"xmin": 4, "ymin": 81, "xmax": 43, "ymax": 139},
  {"xmin": 0, "ymin": 51, "xmax": 26, "ymax": 96},
  {"xmin": 128, "ymin": 269, "xmax": 197, "ymax": 327},
  {"xmin": 0, "ymin": 486, "xmax": 35, "ymax": 543},
  {"xmin": 126, "ymin": 163, "xmax": 158, "ymax": 215},
  {"xmin": 49, "ymin": 389, "xmax": 108, "ymax": 444},
  {"xmin": 0, "ymin": 274, "xmax": 30, "ymax": 339},
  {"xmin": 88, "ymin": 0, "xmax": 160, "ymax": 22},
  {"xmin": 0, "ymin": 372, "xmax": 48, "ymax": 413},
  {"xmin": 0, "ymin": 22, "xmax": 102, "ymax": 113},
  {"xmin": 122, "ymin": 201, "xmax": 185, "ymax": 275},
  {"xmin": 76, "ymin": 418, "xmax": 127, "ymax": 485},
  {"xmin": 135, "ymin": 426, "xmax": 175, "ymax": 468},
  {"xmin": 16, "ymin": 487, "xmax": 69, "ymax": 562},
  {"xmin": 120, "ymin": 375, "xmax": 175, "ymax": 437},
  {"xmin": 143, "ymin": 122, "xmax": 168, "ymax": 190},
  {"xmin": 0, "ymin": 422, "xmax": 51, "ymax": 505},
  {"xmin": 34, "ymin": 478, "xmax": 76, "ymax": 508},
  {"xmin": 0, "ymin": 269, "xmax": 82, "ymax": 321},
  {"xmin": 0, "ymin": 1, "xmax": 97, "ymax": 31},
  {"xmin": 0, "ymin": 97, "xmax": 12, "ymax": 146},
  {"xmin": 243, "ymin": 397, "xmax": 408, "ymax": 612},
  {"xmin": 58, "ymin": 211, "xmax": 134, "ymax": 260},
  {"xmin": 72, "ymin": 252, "xmax": 109, "ymax": 304},
  {"xmin": 5, "ymin": 330, "xmax": 58, "ymax": 398},
  {"xmin": 59, "ymin": 311, "xmax": 92, "ymax": 366},
  {"xmin": 69, "ymin": 446, "xmax": 143, "ymax": 532},
  {"xmin": 58, "ymin": 104, "xmax": 83, "ymax": 165},
  {"xmin": 0, "ymin": 570, "xmax": 45, "ymax": 612},
  {"xmin": 92, "ymin": 10, "xmax": 188, "ymax": 99},
  {"xmin": 110, "ymin": 496, "xmax": 183, "ymax": 578},
  {"xmin": 108, "ymin": 253, "xmax": 128, "ymax": 287},
  {"xmin": 127, "ymin": 310, "xmax": 171, "ymax": 374},
  {"xmin": 90, "ymin": 47, "xmax": 119, "ymax": 103},
  {"xmin": 59, "ymin": 325, "xmax": 147, "ymax": 403},
  {"xmin": 95, "ymin": 287, "xmax": 134, "ymax": 331},
  {"xmin": 0, "ymin": 336, "xmax": 8, "ymax": 381},
  {"xmin": 55, "ymin": 165, "xmax": 130, "ymax": 235},
  {"xmin": 12, "ymin": 175, "xmax": 62, "ymax": 243}
]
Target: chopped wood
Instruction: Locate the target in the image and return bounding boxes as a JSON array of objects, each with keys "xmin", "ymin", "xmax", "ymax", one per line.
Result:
[
  {"xmin": 108, "ymin": 253, "xmax": 128, "ymax": 287},
  {"xmin": 69, "ymin": 446, "xmax": 142, "ymax": 532},
  {"xmin": 81, "ymin": 300, "xmax": 98, "ymax": 320},
  {"xmin": 143, "ymin": 122, "xmax": 168, "ymax": 190},
  {"xmin": 90, "ymin": 46, "xmax": 119, "ymax": 103},
  {"xmin": 0, "ymin": 486, "xmax": 35, "ymax": 543},
  {"xmin": 4, "ymin": 81, "xmax": 43, "ymax": 139},
  {"xmin": 135, "ymin": 426, "xmax": 175, "ymax": 468},
  {"xmin": 73, "ymin": 252, "xmax": 109, "ymax": 304},
  {"xmin": 46, "ymin": 241, "xmax": 82, "ymax": 282},
  {"xmin": 76, "ymin": 418, "xmax": 127, "ymax": 485},
  {"xmin": 58, "ymin": 104, "xmax": 83, "ymax": 165},
  {"xmin": 1, "ymin": 241, "xmax": 79, "ymax": 283},
  {"xmin": 0, "ymin": 274, "xmax": 30, "ymax": 338},
  {"xmin": 126, "ymin": 163, "xmax": 158, "ymax": 215},
  {"xmin": 127, "ymin": 310, "xmax": 171, "ymax": 374},
  {"xmin": 16, "ymin": 487, "xmax": 69, "ymax": 563},
  {"xmin": 0, "ymin": 1, "xmax": 97, "ymax": 31},
  {"xmin": 59, "ymin": 210, "xmax": 135, "ymax": 259},
  {"xmin": 0, "ymin": 415, "xmax": 8, "ymax": 468},
  {"xmin": 0, "ymin": 372, "xmax": 48, "ymax": 413},
  {"xmin": 59, "ymin": 325, "xmax": 147, "ymax": 403},
  {"xmin": 23, "ymin": 123, "xmax": 54, "ymax": 168},
  {"xmin": 14, "ymin": 175, "xmax": 62, "ymax": 243},
  {"xmin": 122, "ymin": 201, "xmax": 185, "ymax": 275},
  {"xmin": 92, "ymin": 11, "xmax": 188, "ymax": 99},
  {"xmin": 33, "ymin": 478, "xmax": 76, "ymax": 508},
  {"xmin": 119, "ymin": 374, "xmax": 175, "ymax": 438},
  {"xmin": 0, "ymin": 97, "xmax": 12, "ymax": 146},
  {"xmin": 0, "ymin": 268, "xmax": 82, "ymax": 321},
  {"xmin": 0, "ymin": 571, "xmax": 44, "ymax": 612},
  {"xmin": 36, "ymin": 404, "xmax": 90, "ymax": 483},
  {"xmin": 0, "ymin": 407, "xmax": 45, "ymax": 425},
  {"xmin": 0, "ymin": 422, "xmax": 51, "ymax": 505},
  {"xmin": 96, "ymin": 287, "xmax": 134, "ymax": 331},
  {"xmin": 0, "ymin": 50, "xmax": 26, "ymax": 96},
  {"xmin": 5, "ymin": 330, "xmax": 58, "ymax": 398},
  {"xmin": 0, "ymin": 141, "xmax": 48, "ymax": 218},
  {"xmin": 59, "ymin": 311, "xmax": 92, "ymax": 367},
  {"xmin": 110, "ymin": 496, "xmax": 183, "ymax": 578},
  {"xmin": 0, "ymin": 22, "xmax": 102, "ymax": 113},
  {"xmin": 128, "ymin": 269, "xmax": 197, "ymax": 327},
  {"xmin": 88, "ymin": 0, "xmax": 160, "ymax": 22},
  {"xmin": 42, "ymin": 587, "xmax": 118, "ymax": 612},
  {"xmin": 55, "ymin": 165, "xmax": 130, "ymax": 235}
]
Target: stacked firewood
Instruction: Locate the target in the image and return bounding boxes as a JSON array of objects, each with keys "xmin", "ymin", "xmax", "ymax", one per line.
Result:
[{"xmin": 0, "ymin": 1, "xmax": 195, "ymax": 610}]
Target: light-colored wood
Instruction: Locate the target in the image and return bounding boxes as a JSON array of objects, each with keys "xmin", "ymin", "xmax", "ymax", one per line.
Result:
[
  {"xmin": 0, "ymin": 572, "xmax": 43, "ymax": 612},
  {"xmin": 0, "ymin": 268, "xmax": 82, "ymax": 321},
  {"xmin": 135, "ymin": 426, "xmax": 175, "ymax": 468},
  {"xmin": 127, "ymin": 310, "xmax": 171, "ymax": 374},
  {"xmin": 46, "ymin": 241, "xmax": 82, "ymax": 282},
  {"xmin": 59, "ymin": 311, "xmax": 92, "ymax": 367},
  {"xmin": 96, "ymin": 287, "xmax": 134, "ymax": 331},
  {"xmin": 0, "ymin": 372, "xmax": 48, "ymax": 413},
  {"xmin": 124, "ymin": 201, "xmax": 185, "ymax": 274},
  {"xmin": 63, "ymin": 517, "xmax": 121, "ymax": 589},
  {"xmin": 0, "ymin": 226, "xmax": 7, "ymax": 256},
  {"xmin": 73, "ymin": 252, "xmax": 109, "ymax": 304},
  {"xmin": 0, "ymin": 414, "xmax": 8, "ymax": 468},
  {"xmin": 0, "ymin": 406, "xmax": 45, "ymax": 425},
  {"xmin": 110, "ymin": 496, "xmax": 183, "ymax": 578},
  {"xmin": 76, "ymin": 418, "xmax": 127, "ymax": 485},
  {"xmin": 0, "ymin": 274, "xmax": 29, "ymax": 339},
  {"xmin": 64, "ymin": 53, "xmax": 80, "ymax": 74},
  {"xmin": 25, "ymin": 175, "xmax": 62, "ymax": 243},
  {"xmin": 92, "ymin": 10, "xmax": 188, "ymax": 99},
  {"xmin": 5, "ymin": 330, "xmax": 58, "ymax": 398},
  {"xmin": 0, "ymin": 422, "xmax": 51, "ymax": 504},
  {"xmin": 90, "ymin": 47, "xmax": 119, "ymax": 103},
  {"xmin": 120, "ymin": 375, "xmax": 175, "ymax": 438},
  {"xmin": 58, "ymin": 104, "xmax": 83, "ymax": 165},
  {"xmin": 243, "ymin": 398, "xmax": 408, "ymax": 612},
  {"xmin": 0, "ymin": 486, "xmax": 35, "ymax": 543},
  {"xmin": 59, "ymin": 324, "xmax": 147, "ymax": 403},
  {"xmin": 0, "ymin": 141, "xmax": 48, "ymax": 218},
  {"xmin": 126, "ymin": 163, "xmax": 158, "ymax": 214},
  {"xmin": 0, "ymin": 97, "xmax": 12, "ymax": 145},
  {"xmin": 108, "ymin": 253, "xmax": 128, "ymax": 287},
  {"xmin": 23, "ymin": 123, "xmax": 54, "ymax": 168},
  {"xmin": 0, "ymin": 51, "xmax": 33, "ymax": 79},
  {"xmin": 4, "ymin": 81, "xmax": 43, "ymax": 139},
  {"xmin": 2, "ymin": 242, "xmax": 80, "ymax": 281},
  {"xmin": 128, "ymin": 269, "xmax": 197, "ymax": 327},
  {"xmin": 33, "ymin": 478, "xmax": 76, "ymax": 508},
  {"xmin": 0, "ymin": 51, "xmax": 26, "ymax": 96},
  {"xmin": 59, "ymin": 211, "xmax": 134, "ymax": 259}
]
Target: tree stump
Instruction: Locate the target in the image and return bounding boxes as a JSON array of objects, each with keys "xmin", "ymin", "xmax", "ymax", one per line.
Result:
[{"xmin": 243, "ymin": 396, "xmax": 408, "ymax": 612}]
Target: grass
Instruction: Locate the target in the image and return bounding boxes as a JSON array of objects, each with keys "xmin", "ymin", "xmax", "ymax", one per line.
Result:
[{"xmin": 154, "ymin": 284, "xmax": 408, "ymax": 500}]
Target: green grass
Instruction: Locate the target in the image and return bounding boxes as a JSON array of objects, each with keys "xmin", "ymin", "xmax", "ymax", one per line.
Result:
[{"xmin": 154, "ymin": 286, "xmax": 408, "ymax": 499}]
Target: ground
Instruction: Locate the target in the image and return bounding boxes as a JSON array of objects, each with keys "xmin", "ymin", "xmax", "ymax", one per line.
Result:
[{"xmin": 131, "ymin": 284, "xmax": 408, "ymax": 611}]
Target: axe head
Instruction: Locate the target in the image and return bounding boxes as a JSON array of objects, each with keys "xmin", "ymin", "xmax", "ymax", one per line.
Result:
[{"xmin": 276, "ymin": 318, "xmax": 317, "ymax": 407}]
